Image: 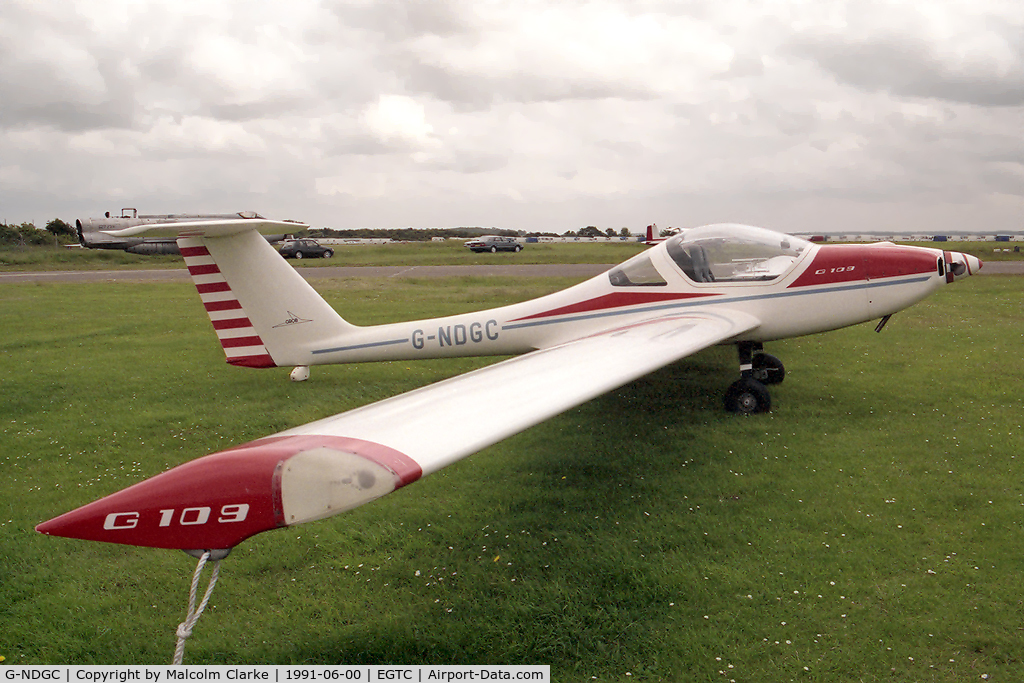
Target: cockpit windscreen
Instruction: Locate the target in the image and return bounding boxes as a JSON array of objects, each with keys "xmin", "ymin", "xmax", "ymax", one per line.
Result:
[{"xmin": 666, "ymin": 225, "xmax": 810, "ymax": 283}]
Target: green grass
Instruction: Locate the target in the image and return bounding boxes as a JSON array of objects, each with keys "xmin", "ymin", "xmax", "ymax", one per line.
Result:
[
  {"xmin": 0, "ymin": 245, "xmax": 183, "ymax": 270},
  {"xmin": 1, "ymin": 275, "xmax": 1022, "ymax": 680}
]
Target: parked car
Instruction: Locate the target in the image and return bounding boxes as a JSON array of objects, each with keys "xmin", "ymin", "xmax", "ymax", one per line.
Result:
[
  {"xmin": 465, "ymin": 235, "xmax": 523, "ymax": 253},
  {"xmin": 279, "ymin": 238, "xmax": 334, "ymax": 259}
]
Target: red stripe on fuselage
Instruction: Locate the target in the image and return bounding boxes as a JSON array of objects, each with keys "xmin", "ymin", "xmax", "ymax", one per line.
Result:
[
  {"xmin": 512, "ymin": 291, "xmax": 718, "ymax": 321},
  {"xmin": 788, "ymin": 244, "xmax": 937, "ymax": 289}
]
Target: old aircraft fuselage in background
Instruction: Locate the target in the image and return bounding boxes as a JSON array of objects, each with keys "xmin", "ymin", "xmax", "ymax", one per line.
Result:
[{"xmin": 76, "ymin": 209, "xmax": 289, "ymax": 254}]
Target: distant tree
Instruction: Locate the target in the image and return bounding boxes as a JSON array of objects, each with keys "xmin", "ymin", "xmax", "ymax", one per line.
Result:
[
  {"xmin": 562, "ymin": 229, "xmax": 577, "ymax": 237},
  {"xmin": 605, "ymin": 228, "xmax": 616, "ymax": 237},
  {"xmin": 21, "ymin": 222, "xmax": 50, "ymax": 245},
  {"xmin": 46, "ymin": 218, "xmax": 75, "ymax": 238},
  {"xmin": 578, "ymin": 226, "xmax": 604, "ymax": 238},
  {"xmin": 0, "ymin": 222, "xmax": 49, "ymax": 246},
  {"xmin": 0, "ymin": 223, "xmax": 19, "ymax": 245},
  {"xmin": 619, "ymin": 227, "xmax": 631, "ymax": 237}
]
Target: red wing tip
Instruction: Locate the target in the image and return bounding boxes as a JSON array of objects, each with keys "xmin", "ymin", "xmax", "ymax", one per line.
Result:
[{"xmin": 34, "ymin": 434, "xmax": 421, "ymax": 550}]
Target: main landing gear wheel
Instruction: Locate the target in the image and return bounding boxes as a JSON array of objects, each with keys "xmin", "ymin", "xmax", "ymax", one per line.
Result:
[
  {"xmin": 752, "ymin": 353, "xmax": 785, "ymax": 385},
  {"xmin": 725, "ymin": 342, "xmax": 779, "ymax": 414},
  {"xmin": 724, "ymin": 378, "xmax": 771, "ymax": 414}
]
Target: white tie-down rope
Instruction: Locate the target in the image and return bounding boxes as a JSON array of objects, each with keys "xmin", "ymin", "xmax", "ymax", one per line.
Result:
[{"xmin": 172, "ymin": 552, "xmax": 222, "ymax": 665}]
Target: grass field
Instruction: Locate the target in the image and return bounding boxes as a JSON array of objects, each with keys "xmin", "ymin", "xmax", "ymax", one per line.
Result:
[{"xmin": 1, "ymin": 274, "xmax": 1022, "ymax": 680}]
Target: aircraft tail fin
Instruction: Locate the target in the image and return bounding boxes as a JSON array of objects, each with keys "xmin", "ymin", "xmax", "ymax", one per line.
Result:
[
  {"xmin": 646, "ymin": 224, "xmax": 659, "ymax": 243},
  {"xmin": 177, "ymin": 230, "xmax": 357, "ymax": 369}
]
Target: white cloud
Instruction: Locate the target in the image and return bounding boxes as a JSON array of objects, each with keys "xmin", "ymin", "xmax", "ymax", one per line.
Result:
[{"xmin": 363, "ymin": 95, "xmax": 438, "ymax": 147}]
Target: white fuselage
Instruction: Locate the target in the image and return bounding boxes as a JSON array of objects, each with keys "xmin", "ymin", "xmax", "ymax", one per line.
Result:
[{"xmin": 295, "ymin": 238, "xmax": 964, "ymax": 367}]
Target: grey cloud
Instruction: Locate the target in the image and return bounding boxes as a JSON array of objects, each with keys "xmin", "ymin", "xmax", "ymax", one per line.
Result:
[
  {"xmin": 424, "ymin": 150, "xmax": 509, "ymax": 174},
  {"xmin": 789, "ymin": 32, "xmax": 1024, "ymax": 107},
  {"xmin": 720, "ymin": 52, "xmax": 765, "ymax": 79},
  {"xmin": 387, "ymin": 54, "xmax": 657, "ymax": 109},
  {"xmin": 0, "ymin": 40, "xmax": 139, "ymax": 131}
]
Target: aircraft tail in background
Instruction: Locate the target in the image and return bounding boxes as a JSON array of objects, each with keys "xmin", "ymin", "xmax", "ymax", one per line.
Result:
[{"xmin": 645, "ymin": 223, "xmax": 660, "ymax": 244}]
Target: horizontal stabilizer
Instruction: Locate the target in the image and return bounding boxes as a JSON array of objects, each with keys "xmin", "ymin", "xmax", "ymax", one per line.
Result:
[{"xmin": 101, "ymin": 218, "xmax": 307, "ymax": 239}]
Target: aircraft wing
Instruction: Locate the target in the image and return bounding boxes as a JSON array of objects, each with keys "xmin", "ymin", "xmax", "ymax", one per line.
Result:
[
  {"xmin": 36, "ymin": 309, "xmax": 759, "ymax": 550},
  {"xmin": 282, "ymin": 309, "xmax": 761, "ymax": 475}
]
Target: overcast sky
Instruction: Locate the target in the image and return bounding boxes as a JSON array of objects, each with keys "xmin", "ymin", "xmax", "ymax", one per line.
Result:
[{"xmin": 1, "ymin": 1, "xmax": 1021, "ymax": 234}]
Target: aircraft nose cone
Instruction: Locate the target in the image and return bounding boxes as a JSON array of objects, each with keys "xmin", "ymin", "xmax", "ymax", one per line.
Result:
[{"xmin": 946, "ymin": 251, "xmax": 981, "ymax": 280}]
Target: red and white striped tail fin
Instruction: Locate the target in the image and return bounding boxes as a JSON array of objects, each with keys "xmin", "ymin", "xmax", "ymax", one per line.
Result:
[
  {"xmin": 176, "ymin": 228, "xmax": 356, "ymax": 370},
  {"xmin": 178, "ymin": 238, "xmax": 276, "ymax": 368}
]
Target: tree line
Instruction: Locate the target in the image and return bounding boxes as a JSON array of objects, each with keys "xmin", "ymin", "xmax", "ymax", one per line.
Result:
[
  {"xmin": 0, "ymin": 219, "xmax": 76, "ymax": 247},
  {"xmin": 307, "ymin": 225, "xmax": 634, "ymax": 240}
]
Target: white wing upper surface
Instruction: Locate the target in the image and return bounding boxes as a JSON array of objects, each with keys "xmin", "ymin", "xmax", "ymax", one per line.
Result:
[{"xmin": 280, "ymin": 309, "xmax": 761, "ymax": 475}]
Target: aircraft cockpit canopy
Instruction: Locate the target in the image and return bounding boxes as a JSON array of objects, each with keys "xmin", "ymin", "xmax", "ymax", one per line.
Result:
[
  {"xmin": 666, "ymin": 224, "xmax": 810, "ymax": 283},
  {"xmin": 607, "ymin": 252, "xmax": 668, "ymax": 286}
]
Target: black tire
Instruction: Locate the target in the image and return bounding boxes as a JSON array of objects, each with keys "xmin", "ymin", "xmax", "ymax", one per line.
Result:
[
  {"xmin": 490, "ymin": 246, "xmax": 497, "ymax": 253},
  {"xmin": 295, "ymin": 252, "xmax": 303, "ymax": 259},
  {"xmin": 752, "ymin": 353, "xmax": 785, "ymax": 385},
  {"xmin": 323, "ymin": 250, "xmax": 333, "ymax": 259},
  {"xmin": 514, "ymin": 245, "xmax": 522, "ymax": 252},
  {"xmin": 724, "ymin": 378, "xmax": 771, "ymax": 414}
]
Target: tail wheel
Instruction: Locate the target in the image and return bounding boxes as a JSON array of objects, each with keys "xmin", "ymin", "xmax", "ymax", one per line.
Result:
[
  {"xmin": 752, "ymin": 353, "xmax": 785, "ymax": 385},
  {"xmin": 725, "ymin": 378, "xmax": 771, "ymax": 414}
]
